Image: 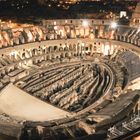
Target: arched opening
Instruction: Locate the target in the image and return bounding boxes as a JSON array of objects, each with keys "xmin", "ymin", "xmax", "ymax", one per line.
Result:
[
  {"xmin": 22, "ymin": 52, "xmax": 26, "ymax": 58},
  {"xmin": 51, "ymin": 54, "xmax": 55, "ymax": 59},
  {"xmin": 32, "ymin": 49, "xmax": 36, "ymax": 56},
  {"xmin": 65, "ymin": 52, "xmax": 69, "ymax": 58},
  {"xmin": 56, "ymin": 55, "xmax": 60, "ymax": 59},
  {"xmin": 73, "ymin": 44, "xmax": 76, "ymax": 51},
  {"xmin": 59, "ymin": 47, "xmax": 63, "ymax": 52},
  {"xmin": 60, "ymin": 53, "xmax": 65, "ymax": 58},
  {"xmin": 64, "ymin": 47, "xmax": 68, "ymax": 51},
  {"xmin": 69, "ymin": 44, "xmax": 73, "ymax": 51},
  {"xmin": 48, "ymin": 46, "xmax": 52, "ymax": 52},
  {"xmin": 54, "ymin": 46, "xmax": 58, "ymax": 51}
]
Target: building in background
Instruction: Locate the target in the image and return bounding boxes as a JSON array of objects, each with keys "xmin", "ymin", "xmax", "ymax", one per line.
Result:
[{"xmin": 131, "ymin": 1, "xmax": 140, "ymax": 26}]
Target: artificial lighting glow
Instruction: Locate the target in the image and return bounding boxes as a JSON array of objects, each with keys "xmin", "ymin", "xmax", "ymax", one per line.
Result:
[
  {"xmin": 82, "ymin": 20, "xmax": 89, "ymax": 27},
  {"xmin": 54, "ymin": 21, "xmax": 56, "ymax": 25},
  {"xmin": 54, "ymin": 26, "xmax": 58, "ymax": 30},
  {"xmin": 82, "ymin": 43, "xmax": 85, "ymax": 46},
  {"xmin": 111, "ymin": 22, "xmax": 117, "ymax": 29},
  {"xmin": 90, "ymin": 34, "xmax": 94, "ymax": 39},
  {"xmin": 10, "ymin": 51, "xmax": 17, "ymax": 56}
]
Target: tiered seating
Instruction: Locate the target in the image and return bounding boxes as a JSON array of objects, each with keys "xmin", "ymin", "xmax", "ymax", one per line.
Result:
[
  {"xmin": 0, "ymin": 20, "xmax": 139, "ymax": 140},
  {"xmin": 108, "ymin": 113, "xmax": 140, "ymax": 139},
  {"xmin": 82, "ymin": 69, "xmax": 110, "ymax": 108},
  {"xmin": 114, "ymin": 27, "xmax": 140, "ymax": 47},
  {"xmin": 117, "ymin": 50, "xmax": 140, "ymax": 81},
  {"xmin": 21, "ymin": 91, "xmax": 139, "ymax": 140},
  {"xmin": 16, "ymin": 62, "xmax": 114, "ymax": 113},
  {"xmin": 0, "ymin": 42, "xmax": 81, "ymax": 91},
  {"xmin": 0, "ymin": 55, "xmax": 27, "ymax": 89},
  {"xmin": 105, "ymin": 60, "xmax": 125, "ymax": 98},
  {"xmin": 0, "ymin": 26, "xmax": 46, "ymax": 48}
]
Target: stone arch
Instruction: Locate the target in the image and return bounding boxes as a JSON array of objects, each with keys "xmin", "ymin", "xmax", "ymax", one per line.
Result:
[
  {"xmin": 77, "ymin": 45, "xmax": 81, "ymax": 54},
  {"xmin": 56, "ymin": 55, "xmax": 60, "ymax": 59},
  {"xmin": 70, "ymin": 52, "xmax": 74, "ymax": 57},
  {"xmin": 51, "ymin": 46, "xmax": 55, "ymax": 52},
  {"xmin": 73, "ymin": 44, "xmax": 76, "ymax": 51},
  {"xmin": 59, "ymin": 47, "xmax": 63, "ymax": 52},
  {"xmin": 15, "ymin": 53, "xmax": 21, "ymax": 60},
  {"xmin": 37, "ymin": 48, "xmax": 43, "ymax": 55},
  {"xmin": 42, "ymin": 48, "xmax": 46, "ymax": 54},
  {"xmin": 60, "ymin": 52, "xmax": 65, "ymax": 58},
  {"xmin": 22, "ymin": 52, "xmax": 26, "ymax": 59},
  {"xmin": 32, "ymin": 48, "xmax": 38, "ymax": 56},
  {"xmin": 25, "ymin": 50, "xmax": 31, "ymax": 58},
  {"xmin": 89, "ymin": 44, "xmax": 93, "ymax": 52},
  {"xmin": 65, "ymin": 52, "xmax": 70, "ymax": 58},
  {"xmin": 46, "ymin": 55, "xmax": 51, "ymax": 60},
  {"xmin": 1, "ymin": 69, "xmax": 6, "ymax": 76},
  {"xmin": 35, "ymin": 58, "xmax": 41, "ymax": 64},
  {"xmin": 54, "ymin": 46, "xmax": 58, "ymax": 51},
  {"xmin": 41, "ymin": 55, "xmax": 46, "ymax": 61},
  {"xmin": 64, "ymin": 47, "xmax": 69, "ymax": 51},
  {"xmin": 51, "ymin": 53, "xmax": 56, "ymax": 59},
  {"xmin": 48, "ymin": 46, "xmax": 52, "ymax": 52},
  {"xmin": 69, "ymin": 44, "xmax": 73, "ymax": 51}
]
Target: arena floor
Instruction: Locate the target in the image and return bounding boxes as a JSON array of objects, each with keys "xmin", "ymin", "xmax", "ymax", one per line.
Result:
[{"xmin": 0, "ymin": 84, "xmax": 71, "ymax": 121}]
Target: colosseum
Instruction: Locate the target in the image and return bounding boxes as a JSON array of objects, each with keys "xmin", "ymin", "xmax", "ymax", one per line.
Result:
[{"xmin": 0, "ymin": 1, "xmax": 139, "ymax": 140}]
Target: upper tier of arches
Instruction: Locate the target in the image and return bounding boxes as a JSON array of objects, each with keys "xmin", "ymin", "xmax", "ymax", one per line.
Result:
[{"xmin": 0, "ymin": 19, "xmax": 139, "ymax": 49}]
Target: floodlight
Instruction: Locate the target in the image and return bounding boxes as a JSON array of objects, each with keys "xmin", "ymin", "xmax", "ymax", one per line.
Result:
[
  {"xmin": 82, "ymin": 20, "xmax": 89, "ymax": 27},
  {"xmin": 54, "ymin": 26, "xmax": 58, "ymax": 30},
  {"xmin": 111, "ymin": 22, "xmax": 117, "ymax": 29}
]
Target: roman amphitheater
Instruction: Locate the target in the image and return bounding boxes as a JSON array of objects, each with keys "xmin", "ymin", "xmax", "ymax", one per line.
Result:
[{"xmin": 0, "ymin": 13, "xmax": 140, "ymax": 140}]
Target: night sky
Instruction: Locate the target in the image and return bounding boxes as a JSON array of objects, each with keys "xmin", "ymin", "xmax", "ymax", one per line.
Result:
[{"xmin": 0, "ymin": 0, "xmax": 138, "ymax": 21}]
